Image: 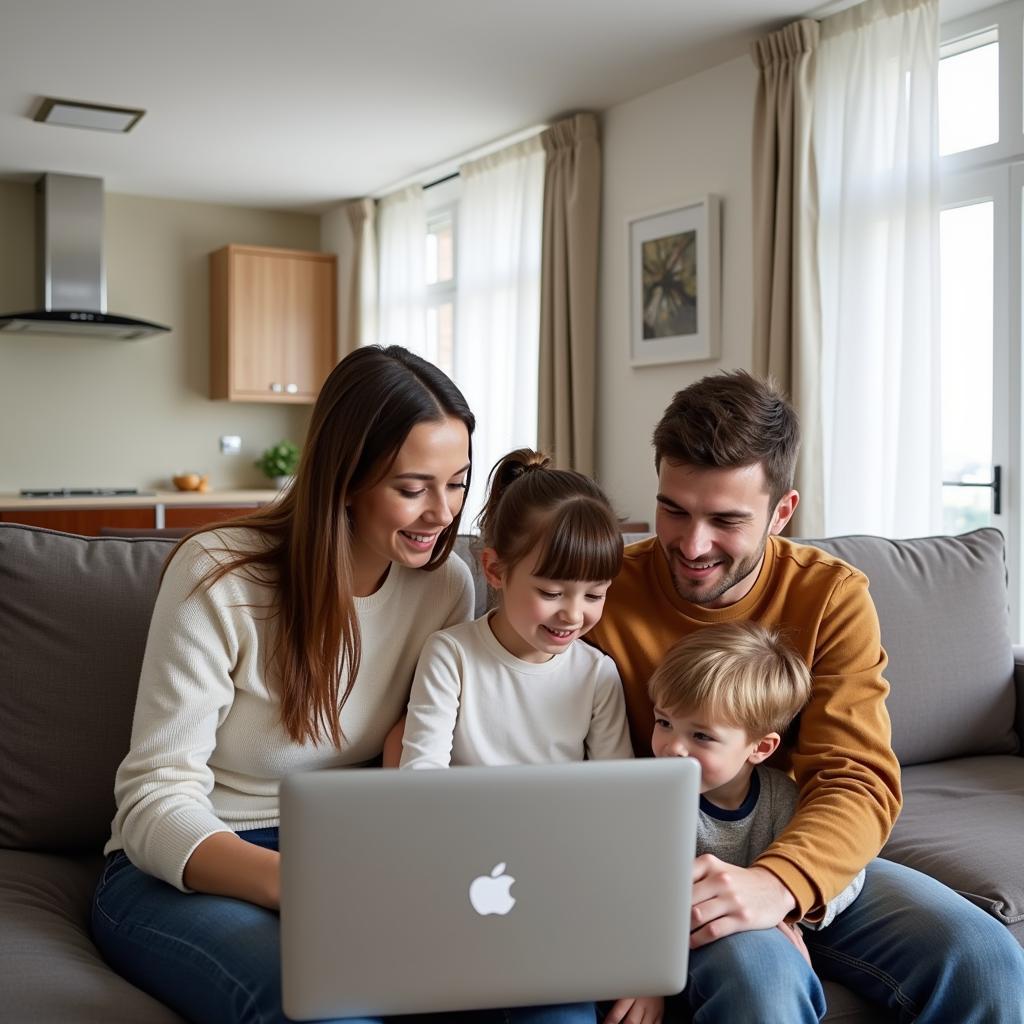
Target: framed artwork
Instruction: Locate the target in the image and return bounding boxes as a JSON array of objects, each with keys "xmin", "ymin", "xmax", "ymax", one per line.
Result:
[{"xmin": 628, "ymin": 195, "xmax": 720, "ymax": 367}]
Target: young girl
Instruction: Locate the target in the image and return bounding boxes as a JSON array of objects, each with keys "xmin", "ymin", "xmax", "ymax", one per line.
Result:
[{"xmin": 399, "ymin": 448, "xmax": 633, "ymax": 770}]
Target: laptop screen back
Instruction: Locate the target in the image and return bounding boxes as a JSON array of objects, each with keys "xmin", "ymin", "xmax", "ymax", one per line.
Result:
[{"xmin": 280, "ymin": 758, "xmax": 698, "ymax": 1019}]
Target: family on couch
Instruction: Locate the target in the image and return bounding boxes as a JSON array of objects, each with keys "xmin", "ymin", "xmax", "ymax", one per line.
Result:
[{"xmin": 89, "ymin": 345, "xmax": 1024, "ymax": 1023}]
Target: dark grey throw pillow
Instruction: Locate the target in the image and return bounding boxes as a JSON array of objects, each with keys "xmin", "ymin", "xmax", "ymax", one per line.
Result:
[
  {"xmin": 0, "ymin": 526, "xmax": 174, "ymax": 852},
  {"xmin": 805, "ymin": 529, "xmax": 1019, "ymax": 767}
]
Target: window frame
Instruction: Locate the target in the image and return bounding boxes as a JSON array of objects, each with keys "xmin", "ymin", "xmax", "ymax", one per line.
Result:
[
  {"xmin": 940, "ymin": 1, "xmax": 1024, "ymax": 637},
  {"xmin": 941, "ymin": 2, "xmax": 1023, "ymax": 173}
]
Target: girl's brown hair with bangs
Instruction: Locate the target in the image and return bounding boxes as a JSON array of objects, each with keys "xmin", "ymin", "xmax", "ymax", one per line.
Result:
[
  {"xmin": 171, "ymin": 345, "xmax": 474, "ymax": 748},
  {"xmin": 477, "ymin": 449, "xmax": 623, "ymax": 583}
]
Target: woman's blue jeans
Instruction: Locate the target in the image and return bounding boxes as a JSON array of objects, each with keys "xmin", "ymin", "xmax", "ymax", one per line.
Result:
[
  {"xmin": 91, "ymin": 827, "xmax": 597, "ymax": 1024},
  {"xmin": 679, "ymin": 857, "xmax": 1024, "ymax": 1023}
]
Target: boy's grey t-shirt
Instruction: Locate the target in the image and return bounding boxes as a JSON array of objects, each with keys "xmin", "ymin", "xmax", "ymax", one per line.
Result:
[{"xmin": 696, "ymin": 765, "xmax": 864, "ymax": 929}]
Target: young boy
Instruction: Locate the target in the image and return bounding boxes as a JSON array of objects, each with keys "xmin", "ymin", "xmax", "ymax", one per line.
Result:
[
  {"xmin": 604, "ymin": 621, "xmax": 866, "ymax": 1024},
  {"xmin": 649, "ymin": 620, "xmax": 864, "ymax": 925}
]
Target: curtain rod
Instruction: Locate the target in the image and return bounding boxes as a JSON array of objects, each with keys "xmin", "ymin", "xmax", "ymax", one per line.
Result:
[
  {"xmin": 424, "ymin": 171, "xmax": 460, "ymax": 191},
  {"xmin": 371, "ymin": 123, "xmax": 547, "ymax": 199}
]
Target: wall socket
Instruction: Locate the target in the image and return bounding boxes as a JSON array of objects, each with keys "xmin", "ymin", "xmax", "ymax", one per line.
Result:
[{"xmin": 219, "ymin": 435, "xmax": 242, "ymax": 454}]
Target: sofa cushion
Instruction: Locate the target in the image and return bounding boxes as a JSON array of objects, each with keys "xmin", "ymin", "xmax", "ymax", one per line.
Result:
[
  {"xmin": 806, "ymin": 529, "xmax": 1019, "ymax": 766},
  {"xmin": 0, "ymin": 526, "xmax": 174, "ymax": 851},
  {"xmin": 1015, "ymin": 647, "xmax": 1024, "ymax": 752},
  {"xmin": 881, "ymin": 756, "xmax": 1024, "ymax": 926},
  {"xmin": 0, "ymin": 848, "xmax": 184, "ymax": 1022}
]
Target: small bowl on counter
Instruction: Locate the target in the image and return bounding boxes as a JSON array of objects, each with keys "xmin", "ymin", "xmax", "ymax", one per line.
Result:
[{"xmin": 171, "ymin": 472, "xmax": 209, "ymax": 492}]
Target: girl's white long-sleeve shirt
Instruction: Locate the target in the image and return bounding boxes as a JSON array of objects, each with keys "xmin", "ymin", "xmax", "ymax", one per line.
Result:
[
  {"xmin": 400, "ymin": 614, "xmax": 633, "ymax": 769},
  {"xmin": 105, "ymin": 528, "xmax": 475, "ymax": 889}
]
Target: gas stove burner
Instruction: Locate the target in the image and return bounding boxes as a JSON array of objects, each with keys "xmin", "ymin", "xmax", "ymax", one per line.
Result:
[{"xmin": 19, "ymin": 488, "xmax": 155, "ymax": 498}]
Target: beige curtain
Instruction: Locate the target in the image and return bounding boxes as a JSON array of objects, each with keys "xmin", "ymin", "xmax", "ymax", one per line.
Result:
[
  {"xmin": 751, "ymin": 20, "xmax": 823, "ymax": 536},
  {"xmin": 321, "ymin": 197, "xmax": 373, "ymax": 359},
  {"xmin": 344, "ymin": 197, "xmax": 377, "ymax": 353},
  {"xmin": 538, "ymin": 113, "xmax": 601, "ymax": 474}
]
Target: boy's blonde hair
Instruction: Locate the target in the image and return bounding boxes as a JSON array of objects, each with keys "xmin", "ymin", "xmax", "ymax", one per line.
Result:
[{"xmin": 647, "ymin": 621, "xmax": 811, "ymax": 738}]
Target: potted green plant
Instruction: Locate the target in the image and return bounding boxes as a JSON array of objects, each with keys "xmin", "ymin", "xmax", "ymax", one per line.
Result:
[{"xmin": 255, "ymin": 440, "xmax": 300, "ymax": 489}]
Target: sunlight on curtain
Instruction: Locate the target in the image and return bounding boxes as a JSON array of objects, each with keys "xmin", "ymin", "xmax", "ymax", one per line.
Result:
[
  {"xmin": 377, "ymin": 186, "xmax": 428, "ymax": 359},
  {"xmin": 815, "ymin": 0, "xmax": 941, "ymax": 538},
  {"xmin": 455, "ymin": 138, "xmax": 546, "ymax": 529}
]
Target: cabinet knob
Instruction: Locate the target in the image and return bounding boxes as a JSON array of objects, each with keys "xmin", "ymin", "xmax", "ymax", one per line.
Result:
[
  {"xmin": 285, "ymin": 383, "xmax": 298, "ymax": 394},
  {"xmin": 269, "ymin": 382, "xmax": 283, "ymax": 393}
]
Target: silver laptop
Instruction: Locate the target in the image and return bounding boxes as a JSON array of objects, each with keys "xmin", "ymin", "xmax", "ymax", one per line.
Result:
[{"xmin": 280, "ymin": 758, "xmax": 698, "ymax": 1019}]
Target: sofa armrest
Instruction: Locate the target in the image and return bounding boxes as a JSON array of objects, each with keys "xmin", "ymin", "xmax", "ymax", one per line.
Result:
[{"xmin": 1013, "ymin": 645, "xmax": 1024, "ymax": 753}]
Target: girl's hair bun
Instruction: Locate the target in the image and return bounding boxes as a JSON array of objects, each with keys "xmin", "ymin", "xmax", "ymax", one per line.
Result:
[
  {"xmin": 477, "ymin": 447, "xmax": 623, "ymax": 585},
  {"xmin": 478, "ymin": 449, "xmax": 551, "ymax": 538},
  {"xmin": 504, "ymin": 449, "xmax": 550, "ymax": 483}
]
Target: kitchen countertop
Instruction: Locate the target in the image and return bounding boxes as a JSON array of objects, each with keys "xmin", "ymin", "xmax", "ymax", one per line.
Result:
[{"xmin": 0, "ymin": 489, "xmax": 281, "ymax": 511}]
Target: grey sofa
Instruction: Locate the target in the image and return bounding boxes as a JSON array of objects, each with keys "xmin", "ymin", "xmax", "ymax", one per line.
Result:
[{"xmin": 0, "ymin": 524, "xmax": 1021, "ymax": 1023}]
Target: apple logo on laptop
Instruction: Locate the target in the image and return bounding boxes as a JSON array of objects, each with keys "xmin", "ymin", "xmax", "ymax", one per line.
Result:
[{"xmin": 469, "ymin": 862, "xmax": 516, "ymax": 916}]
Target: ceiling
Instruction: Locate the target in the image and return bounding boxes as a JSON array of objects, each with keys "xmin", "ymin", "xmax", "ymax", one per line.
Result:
[{"xmin": 0, "ymin": 0, "xmax": 984, "ymax": 213}]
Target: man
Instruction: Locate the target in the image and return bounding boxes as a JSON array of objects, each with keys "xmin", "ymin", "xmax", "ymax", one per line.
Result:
[{"xmin": 589, "ymin": 371, "xmax": 1024, "ymax": 1023}]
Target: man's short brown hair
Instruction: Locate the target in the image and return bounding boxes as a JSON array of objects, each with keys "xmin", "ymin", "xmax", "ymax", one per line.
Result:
[{"xmin": 652, "ymin": 370, "xmax": 800, "ymax": 506}]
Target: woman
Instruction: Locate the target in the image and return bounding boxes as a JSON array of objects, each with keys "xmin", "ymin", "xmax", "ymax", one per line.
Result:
[{"xmin": 92, "ymin": 346, "xmax": 595, "ymax": 1024}]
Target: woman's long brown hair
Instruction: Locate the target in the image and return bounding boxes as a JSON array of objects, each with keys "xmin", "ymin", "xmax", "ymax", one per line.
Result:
[{"xmin": 170, "ymin": 345, "xmax": 474, "ymax": 747}]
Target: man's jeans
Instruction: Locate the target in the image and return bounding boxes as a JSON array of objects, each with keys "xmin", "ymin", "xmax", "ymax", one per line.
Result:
[
  {"xmin": 91, "ymin": 827, "xmax": 597, "ymax": 1024},
  {"xmin": 680, "ymin": 857, "xmax": 1024, "ymax": 1023}
]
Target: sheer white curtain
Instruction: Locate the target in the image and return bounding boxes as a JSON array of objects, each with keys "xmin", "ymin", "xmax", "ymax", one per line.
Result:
[
  {"xmin": 377, "ymin": 186, "xmax": 428, "ymax": 358},
  {"xmin": 455, "ymin": 137, "xmax": 546, "ymax": 527},
  {"xmin": 815, "ymin": 0, "xmax": 941, "ymax": 537}
]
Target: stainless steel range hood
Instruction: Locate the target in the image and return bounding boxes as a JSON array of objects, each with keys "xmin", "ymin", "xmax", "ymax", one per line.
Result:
[{"xmin": 0, "ymin": 173, "xmax": 170, "ymax": 340}]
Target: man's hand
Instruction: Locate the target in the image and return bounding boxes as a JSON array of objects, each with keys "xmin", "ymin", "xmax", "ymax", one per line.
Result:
[
  {"xmin": 602, "ymin": 996, "xmax": 664, "ymax": 1023},
  {"xmin": 690, "ymin": 854, "xmax": 796, "ymax": 948}
]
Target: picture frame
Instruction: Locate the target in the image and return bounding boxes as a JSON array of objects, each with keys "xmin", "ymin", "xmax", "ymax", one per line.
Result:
[{"xmin": 627, "ymin": 195, "xmax": 720, "ymax": 367}]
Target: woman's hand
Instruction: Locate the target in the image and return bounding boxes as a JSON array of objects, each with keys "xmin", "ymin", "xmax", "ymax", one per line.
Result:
[
  {"xmin": 182, "ymin": 832, "xmax": 281, "ymax": 910},
  {"xmin": 602, "ymin": 996, "xmax": 664, "ymax": 1023}
]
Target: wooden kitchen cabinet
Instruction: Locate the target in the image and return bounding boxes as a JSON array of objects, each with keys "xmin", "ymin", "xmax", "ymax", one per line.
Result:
[
  {"xmin": 0, "ymin": 494, "xmax": 276, "ymax": 536},
  {"xmin": 163, "ymin": 504, "xmax": 259, "ymax": 529},
  {"xmin": 209, "ymin": 245, "xmax": 337, "ymax": 403},
  {"xmin": 0, "ymin": 508, "xmax": 155, "ymax": 535}
]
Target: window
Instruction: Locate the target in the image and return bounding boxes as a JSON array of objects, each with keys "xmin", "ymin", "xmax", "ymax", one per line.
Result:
[
  {"xmin": 939, "ymin": 196, "xmax": 995, "ymax": 534},
  {"xmin": 376, "ymin": 147, "xmax": 545, "ymax": 528},
  {"xmin": 939, "ymin": 4, "xmax": 1023, "ymax": 635},
  {"xmin": 425, "ymin": 203, "xmax": 456, "ymax": 378},
  {"xmin": 939, "ymin": 28, "xmax": 999, "ymax": 156}
]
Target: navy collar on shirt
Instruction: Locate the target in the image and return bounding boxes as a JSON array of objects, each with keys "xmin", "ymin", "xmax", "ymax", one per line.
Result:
[{"xmin": 699, "ymin": 766, "xmax": 761, "ymax": 821}]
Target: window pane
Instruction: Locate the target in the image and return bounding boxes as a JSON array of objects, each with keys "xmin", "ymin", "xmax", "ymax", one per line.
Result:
[
  {"xmin": 437, "ymin": 223, "xmax": 454, "ymax": 282},
  {"xmin": 426, "ymin": 232, "xmax": 439, "ymax": 286},
  {"xmin": 940, "ymin": 200, "xmax": 993, "ymax": 531},
  {"xmin": 426, "ymin": 217, "xmax": 454, "ymax": 286},
  {"xmin": 437, "ymin": 300, "xmax": 454, "ymax": 375},
  {"xmin": 939, "ymin": 36, "xmax": 998, "ymax": 156},
  {"xmin": 942, "ymin": 484, "xmax": 994, "ymax": 534},
  {"xmin": 426, "ymin": 300, "xmax": 454, "ymax": 377}
]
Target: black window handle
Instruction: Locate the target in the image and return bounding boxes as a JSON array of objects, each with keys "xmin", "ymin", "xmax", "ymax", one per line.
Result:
[{"xmin": 942, "ymin": 464, "xmax": 1001, "ymax": 515}]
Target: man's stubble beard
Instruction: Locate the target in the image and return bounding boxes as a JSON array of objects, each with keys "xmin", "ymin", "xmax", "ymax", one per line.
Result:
[{"xmin": 666, "ymin": 531, "xmax": 770, "ymax": 607}]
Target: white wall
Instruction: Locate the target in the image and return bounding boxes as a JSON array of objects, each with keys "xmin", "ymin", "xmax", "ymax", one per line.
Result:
[{"xmin": 597, "ymin": 54, "xmax": 757, "ymax": 526}]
